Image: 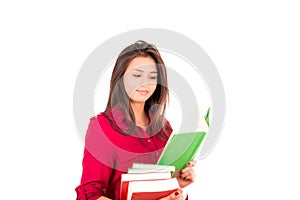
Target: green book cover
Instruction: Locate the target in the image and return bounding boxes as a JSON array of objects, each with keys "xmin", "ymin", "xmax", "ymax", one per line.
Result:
[{"xmin": 157, "ymin": 132, "xmax": 207, "ymax": 170}]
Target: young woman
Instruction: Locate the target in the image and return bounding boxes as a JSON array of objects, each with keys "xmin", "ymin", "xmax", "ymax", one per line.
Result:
[{"xmin": 75, "ymin": 40, "xmax": 196, "ymax": 200}]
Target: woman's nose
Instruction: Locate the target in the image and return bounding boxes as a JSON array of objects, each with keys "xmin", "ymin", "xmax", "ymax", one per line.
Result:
[{"xmin": 140, "ymin": 75, "xmax": 150, "ymax": 85}]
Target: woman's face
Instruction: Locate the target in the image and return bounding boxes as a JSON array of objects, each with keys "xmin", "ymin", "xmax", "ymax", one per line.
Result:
[{"xmin": 123, "ymin": 56, "xmax": 158, "ymax": 104}]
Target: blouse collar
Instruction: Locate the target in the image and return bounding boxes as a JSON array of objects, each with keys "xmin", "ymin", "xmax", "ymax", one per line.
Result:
[{"xmin": 104, "ymin": 105, "xmax": 154, "ymax": 137}]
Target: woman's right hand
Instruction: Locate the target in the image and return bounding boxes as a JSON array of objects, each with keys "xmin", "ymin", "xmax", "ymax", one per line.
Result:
[{"xmin": 159, "ymin": 188, "xmax": 183, "ymax": 200}]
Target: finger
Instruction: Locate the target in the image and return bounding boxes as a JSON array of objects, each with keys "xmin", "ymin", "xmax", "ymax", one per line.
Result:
[
  {"xmin": 171, "ymin": 189, "xmax": 183, "ymax": 200},
  {"xmin": 181, "ymin": 170, "xmax": 194, "ymax": 179},
  {"xmin": 186, "ymin": 160, "xmax": 197, "ymax": 167},
  {"xmin": 181, "ymin": 175, "xmax": 195, "ymax": 182},
  {"xmin": 181, "ymin": 166, "xmax": 194, "ymax": 174}
]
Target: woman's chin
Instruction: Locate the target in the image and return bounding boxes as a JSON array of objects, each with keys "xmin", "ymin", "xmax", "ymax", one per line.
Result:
[{"xmin": 130, "ymin": 97, "xmax": 150, "ymax": 104}]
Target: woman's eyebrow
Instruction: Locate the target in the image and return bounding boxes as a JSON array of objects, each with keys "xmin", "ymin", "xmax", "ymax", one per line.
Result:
[
  {"xmin": 134, "ymin": 69, "xmax": 143, "ymax": 72},
  {"xmin": 133, "ymin": 69, "xmax": 157, "ymax": 73}
]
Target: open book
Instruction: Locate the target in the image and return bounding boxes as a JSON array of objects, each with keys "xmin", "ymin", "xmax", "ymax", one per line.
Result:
[
  {"xmin": 156, "ymin": 107, "xmax": 209, "ymax": 170},
  {"xmin": 157, "ymin": 131, "xmax": 207, "ymax": 170}
]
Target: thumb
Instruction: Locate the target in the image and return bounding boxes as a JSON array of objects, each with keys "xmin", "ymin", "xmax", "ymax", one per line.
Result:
[{"xmin": 171, "ymin": 188, "xmax": 183, "ymax": 199}]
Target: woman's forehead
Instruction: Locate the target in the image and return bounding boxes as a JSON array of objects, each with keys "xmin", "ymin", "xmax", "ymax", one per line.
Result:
[{"xmin": 126, "ymin": 56, "xmax": 157, "ymax": 73}]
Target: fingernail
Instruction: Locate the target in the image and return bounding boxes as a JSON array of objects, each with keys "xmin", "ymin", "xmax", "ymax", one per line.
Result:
[
  {"xmin": 175, "ymin": 191, "xmax": 179, "ymax": 196},
  {"xmin": 187, "ymin": 162, "xmax": 191, "ymax": 166}
]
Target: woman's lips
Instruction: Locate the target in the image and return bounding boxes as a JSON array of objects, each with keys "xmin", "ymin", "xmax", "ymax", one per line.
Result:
[{"xmin": 136, "ymin": 89, "xmax": 149, "ymax": 95}]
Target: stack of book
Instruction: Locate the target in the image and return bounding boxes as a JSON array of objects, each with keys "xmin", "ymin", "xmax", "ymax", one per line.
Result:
[{"xmin": 120, "ymin": 163, "xmax": 178, "ymax": 200}]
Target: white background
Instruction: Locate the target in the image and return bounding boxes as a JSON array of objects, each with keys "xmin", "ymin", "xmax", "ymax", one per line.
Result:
[{"xmin": 1, "ymin": 0, "xmax": 299, "ymax": 199}]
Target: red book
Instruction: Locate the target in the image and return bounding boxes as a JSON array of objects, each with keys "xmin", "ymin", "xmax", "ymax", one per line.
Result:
[
  {"xmin": 127, "ymin": 178, "xmax": 179, "ymax": 200},
  {"xmin": 120, "ymin": 172, "xmax": 171, "ymax": 200}
]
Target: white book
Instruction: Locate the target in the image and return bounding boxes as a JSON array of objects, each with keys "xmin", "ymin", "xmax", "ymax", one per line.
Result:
[{"xmin": 129, "ymin": 163, "xmax": 175, "ymax": 174}]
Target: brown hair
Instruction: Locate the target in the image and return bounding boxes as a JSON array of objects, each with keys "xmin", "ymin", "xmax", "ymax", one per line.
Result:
[{"xmin": 104, "ymin": 40, "xmax": 171, "ymax": 139}]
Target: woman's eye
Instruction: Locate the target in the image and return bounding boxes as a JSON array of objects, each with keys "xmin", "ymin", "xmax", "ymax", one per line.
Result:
[
  {"xmin": 133, "ymin": 74, "xmax": 142, "ymax": 78},
  {"xmin": 150, "ymin": 76, "xmax": 157, "ymax": 80}
]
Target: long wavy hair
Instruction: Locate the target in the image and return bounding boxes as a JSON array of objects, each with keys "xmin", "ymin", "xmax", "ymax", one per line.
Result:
[{"xmin": 104, "ymin": 40, "xmax": 171, "ymax": 139}]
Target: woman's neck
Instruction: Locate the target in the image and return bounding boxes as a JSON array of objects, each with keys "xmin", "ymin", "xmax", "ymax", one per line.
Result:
[{"xmin": 130, "ymin": 102, "xmax": 148, "ymax": 126}]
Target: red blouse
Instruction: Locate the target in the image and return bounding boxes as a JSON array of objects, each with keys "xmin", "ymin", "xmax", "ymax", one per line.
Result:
[{"xmin": 75, "ymin": 106, "xmax": 173, "ymax": 200}]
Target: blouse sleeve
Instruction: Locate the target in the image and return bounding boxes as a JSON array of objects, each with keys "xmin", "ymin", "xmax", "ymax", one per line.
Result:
[{"xmin": 75, "ymin": 117, "xmax": 115, "ymax": 200}]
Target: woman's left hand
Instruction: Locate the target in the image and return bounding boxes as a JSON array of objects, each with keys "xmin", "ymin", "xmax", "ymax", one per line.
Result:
[{"xmin": 173, "ymin": 160, "xmax": 197, "ymax": 188}]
